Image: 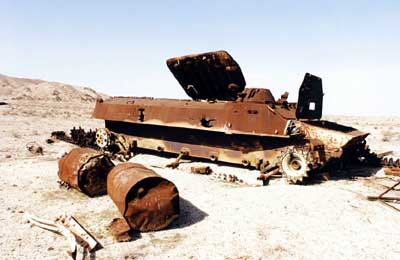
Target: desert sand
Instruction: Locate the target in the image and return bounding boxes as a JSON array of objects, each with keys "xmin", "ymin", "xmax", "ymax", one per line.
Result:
[{"xmin": 0, "ymin": 74, "xmax": 399, "ymax": 260}]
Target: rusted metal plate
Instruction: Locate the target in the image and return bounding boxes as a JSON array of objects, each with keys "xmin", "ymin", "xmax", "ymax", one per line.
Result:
[
  {"xmin": 93, "ymin": 97, "xmax": 292, "ymax": 137},
  {"xmin": 191, "ymin": 166, "xmax": 212, "ymax": 175},
  {"xmin": 107, "ymin": 163, "xmax": 179, "ymax": 232},
  {"xmin": 108, "ymin": 218, "xmax": 134, "ymax": 242},
  {"xmin": 296, "ymin": 73, "xmax": 323, "ymax": 120},
  {"xmin": 238, "ymin": 88, "xmax": 276, "ymax": 104},
  {"xmin": 300, "ymin": 121, "xmax": 368, "ymax": 150},
  {"xmin": 104, "ymin": 120, "xmax": 295, "ymax": 167},
  {"xmin": 384, "ymin": 167, "xmax": 400, "ymax": 176},
  {"xmin": 58, "ymin": 148, "xmax": 114, "ymax": 197},
  {"xmin": 93, "ymin": 51, "xmax": 294, "ymax": 138},
  {"xmin": 166, "ymin": 50, "xmax": 246, "ymax": 101}
]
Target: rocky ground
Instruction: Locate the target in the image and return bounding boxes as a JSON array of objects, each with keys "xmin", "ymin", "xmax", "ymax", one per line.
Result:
[{"xmin": 0, "ymin": 75, "xmax": 399, "ymax": 259}]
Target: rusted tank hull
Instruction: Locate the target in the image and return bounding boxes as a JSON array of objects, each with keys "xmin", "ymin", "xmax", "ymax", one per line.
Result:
[
  {"xmin": 92, "ymin": 96, "xmax": 291, "ymax": 138},
  {"xmin": 92, "ymin": 96, "xmax": 369, "ymax": 184},
  {"xmin": 100, "ymin": 118, "xmax": 368, "ymax": 182},
  {"xmin": 58, "ymin": 148, "xmax": 114, "ymax": 197},
  {"xmin": 105, "ymin": 120, "xmax": 298, "ymax": 167},
  {"xmin": 92, "ymin": 50, "xmax": 373, "ymax": 183},
  {"xmin": 107, "ymin": 163, "xmax": 180, "ymax": 232}
]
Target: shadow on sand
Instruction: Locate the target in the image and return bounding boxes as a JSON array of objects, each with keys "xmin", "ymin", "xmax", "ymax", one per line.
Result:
[
  {"xmin": 302, "ymin": 166, "xmax": 381, "ymax": 185},
  {"xmin": 169, "ymin": 197, "xmax": 208, "ymax": 229},
  {"xmin": 80, "ymin": 198, "xmax": 207, "ymax": 259}
]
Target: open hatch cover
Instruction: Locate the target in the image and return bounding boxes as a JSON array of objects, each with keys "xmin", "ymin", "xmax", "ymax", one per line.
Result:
[
  {"xmin": 166, "ymin": 50, "xmax": 246, "ymax": 101},
  {"xmin": 296, "ymin": 73, "xmax": 323, "ymax": 120}
]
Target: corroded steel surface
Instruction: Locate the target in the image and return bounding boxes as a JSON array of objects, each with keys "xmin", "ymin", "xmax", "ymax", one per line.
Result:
[
  {"xmin": 92, "ymin": 50, "xmax": 373, "ymax": 183},
  {"xmin": 51, "ymin": 128, "xmax": 98, "ymax": 149},
  {"xmin": 296, "ymin": 73, "xmax": 323, "ymax": 120},
  {"xmin": 239, "ymin": 88, "xmax": 276, "ymax": 104},
  {"xmin": 93, "ymin": 95, "xmax": 291, "ymax": 137},
  {"xmin": 166, "ymin": 50, "xmax": 246, "ymax": 101},
  {"xmin": 107, "ymin": 163, "xmax": 179, "ymax": 232},
  {"xmin": 384, "ymin": 167, "xmax": 400, "ymax": 176},
  {"xmin": 58, "ymin": 148, "xmax": 114, "ymax": 197}
]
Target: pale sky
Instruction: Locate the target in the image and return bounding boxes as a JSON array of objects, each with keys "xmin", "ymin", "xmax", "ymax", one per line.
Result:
[{"xmin": 1, "ymin": 1, "xmax": 399, "ymax": 116}]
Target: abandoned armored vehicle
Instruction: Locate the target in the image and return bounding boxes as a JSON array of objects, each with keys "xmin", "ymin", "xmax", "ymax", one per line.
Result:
[{"xmin": 92, "ymin": 50, "xmax": 374, "ymax": 183}]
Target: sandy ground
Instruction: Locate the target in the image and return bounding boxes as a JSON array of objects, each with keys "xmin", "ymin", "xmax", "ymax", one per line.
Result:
[{"xmin": 0, "ymin": 100, "xmax": 399, "ymax": 260}]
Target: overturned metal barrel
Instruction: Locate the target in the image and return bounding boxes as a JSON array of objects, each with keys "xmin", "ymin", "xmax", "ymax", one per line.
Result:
[
  {"xmin": 107, "ymin": 163, "xmax": 179, "ymax": 232},
  {"xmin": 58, "ymin": 148, "xmax": 114, "ymax": 197}
]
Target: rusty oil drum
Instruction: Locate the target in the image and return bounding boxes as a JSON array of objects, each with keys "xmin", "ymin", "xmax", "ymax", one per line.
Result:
[
  {"xmin": 107, "ymin": 163, "xmax": 180, "ymax": 232},
  {"xmin": 58, "ymin": 148, "xmax": 114, "ymax": 197}
]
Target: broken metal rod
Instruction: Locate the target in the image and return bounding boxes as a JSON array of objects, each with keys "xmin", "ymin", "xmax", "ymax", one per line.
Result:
[
  {"xmin": 378, "ymin": 179, "xmax": 400, "ymax": 198},
  {"xmin": 257, "ymin": 167, "xmax": 280, "ymax": 185},
  {"xmin": 384, "ymin": 167, "xmax": 400, "ymax": 176},
  {"xmin": 378, "ymin": 200, "xmax": 400, "ymax": 212},
  {"xmin": 377, "ymin": 151, "xmax": 393, "ymax": 158},
  {"xmin": 367, "ymin": 179, "xmax": 400, "ymax": 212},
  {"xmin": 166, "ymin": 151, "xmax": 188, "ymax": 169},
  {"xmin": 366, "ymin": 196, "xmax": 400, "ymax": 202}
]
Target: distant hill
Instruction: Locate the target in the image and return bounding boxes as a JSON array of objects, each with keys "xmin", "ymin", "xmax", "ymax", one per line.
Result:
[{"xmin": 0, "ymin": 73, "xmax": 108, "ymax": 102}]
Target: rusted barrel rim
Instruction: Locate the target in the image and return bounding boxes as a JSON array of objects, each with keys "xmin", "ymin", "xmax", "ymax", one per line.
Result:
[{"xmin": 58, "ymin": 148, "xmax": 114, "ymax": 197}]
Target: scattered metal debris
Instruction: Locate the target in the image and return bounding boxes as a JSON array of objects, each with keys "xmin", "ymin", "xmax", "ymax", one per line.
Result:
[
  {"xmin": 107, "ymin": 163, "xmax": 180, "ymax": 232},
  {"xmin": 367, "ymin": 179, "xmax": 400, "ymax": 212},
  {"xmin": 57, "ymin": 214, "xmax": 102, "ymax": 251},
  {"xmin": 26, "ymin": 142, "xmax": 43, "ymax": 155},
  {"xmin": 46, "ymin": 138, "xmax": 56, "ymax": 144},
  {"xmin": 58, "ymin": 148, "xmax": 114, "ymax": 197},
  {"xmin": 51, "ymin": 127, "xmax": 135, "ymax": 161},
  {"xmin": 58, "ymin": 179, "xmax": 72, "ymax": 189},
  {"xmin": 48, "ymin": 131, "xmax": 67, "ymax": 143},
  {"xmin": 24, "ymin": 214, "xmax": 74, "ymax": 259},
  {"xmin": 377, "ymin": 151, "xmax": 393, "ymax": 158},
  {"xmin": 95, "ymin": 128, "xmax": 132, "ymax": 158},
  {"xmin": 212, "ymin": 172, "xmax": 244, "ymax": 184},
  {"xmin": 166, "ymin": 151, "xmax": 187, "ymax": 169},
  {"xmin": 191, "ymin": 166, "xmax": 212, "ymax": 175},
  {"xmin": 257, "ymin": 167, "xmax": 281, "ymax": 185},
  {"xmin": 381, "ymin": 156, "xmax": 400, "ymax": 168},
  {"xmin": 384, "ymin": 167, "xmax": 400, "ymax": 176},
  {"xmin": 49, "ymin": 127, "xmax": 98, "ymax": 149},
  {"xmin": 24, "ymin": 213, "xmax": 101, "ymax": 259},
  {"xmin": 70, "ymin": 128, "xmax": 97, "ymax": 148},
  {"xmin": 108, "ymin": 218, "xmax": 139, "ymax": 242},
  {"xmin": 92, "ymin": 50, "xmax": 380, "ymax": 184},
  {"xmin": 381, "ymin": 155, "xmax": 400, "ymax": 176}
]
